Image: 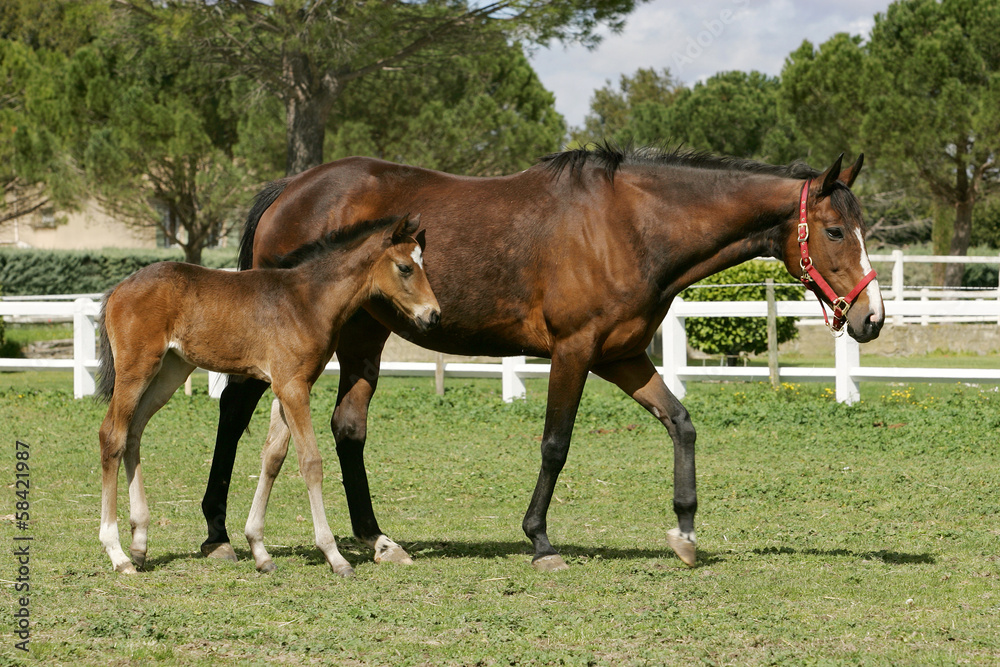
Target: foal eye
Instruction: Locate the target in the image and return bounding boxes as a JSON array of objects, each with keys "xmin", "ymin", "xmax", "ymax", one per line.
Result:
[
  {"xmin": 397, "ymin": 263, "xmax": 413, "ymax": 276},
  {"xmin": 825, "ymin": 227, "xmax": 845, "ymax": 241}
]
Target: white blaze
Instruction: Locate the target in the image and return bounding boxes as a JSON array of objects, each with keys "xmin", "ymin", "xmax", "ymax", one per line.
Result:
[
  {"xmin": 411, "ymin": 246, "xmax": 423, "ymax": 269},
  {"xmin": 855, "ymin": 228, "xmax": 884, "ymax": 320}
]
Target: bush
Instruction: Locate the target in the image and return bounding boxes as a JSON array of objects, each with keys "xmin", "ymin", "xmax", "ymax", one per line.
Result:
[
  {"xmin": 0, "ymin": 247, "xmax": 238, "ymax": 296},
  {"xmin": 681, "ymin": 260, "xmax": 803, "ymax": 359}
]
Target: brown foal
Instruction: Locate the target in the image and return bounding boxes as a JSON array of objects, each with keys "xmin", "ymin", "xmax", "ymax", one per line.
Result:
[{"xmin": 96, "ymin": 214, "xmax": 439, "ymax": 575}]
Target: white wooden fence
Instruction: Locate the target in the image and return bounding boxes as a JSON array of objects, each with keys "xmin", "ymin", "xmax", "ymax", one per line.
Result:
[{"xmin": 2, "ymin": 292, "xmax": 998, "ymax": 405}]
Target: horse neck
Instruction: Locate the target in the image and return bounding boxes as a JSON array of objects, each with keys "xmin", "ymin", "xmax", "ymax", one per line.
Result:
[
  {"xmin": 637, "ymin": 170, "xmax": 801, "ymax": 297},
  {"xmin": 294, "ymin": 238, "xmax": 382, "ymax": 326}
]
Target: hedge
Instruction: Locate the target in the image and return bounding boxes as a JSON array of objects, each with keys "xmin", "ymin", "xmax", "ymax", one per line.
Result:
[
  {"xmin": 0, "ymin": 247, "xmax": 238, "ymax": 296},
  {"xmin": 680, "ymin": 260, "xmax": 804, "ymax": 359}
]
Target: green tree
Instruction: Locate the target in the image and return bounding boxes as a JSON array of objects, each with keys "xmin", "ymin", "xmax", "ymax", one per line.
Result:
[
  {"xmin": 327, "ymin": 44, "xmax": 565, "ymax": 175},
  {"xmin": 571, "ymin": 67, "xmax": 681, "ymax": 145},
  {"xmin": 778, "ymin": 34, "xmax": 868, "ymax": 166},
  {"xmin": 152, "ymin": 0, "xmax": 643, "ymax": 175},
  {"xmin": 862, "ymin": 0, "xmax": 1000, "ymax": 286},
  {"xmin": 659, "ymin": 70, "xmax": 794, "ymax": 161},
  {"xmin": 68, "ymin": 10, "xmax": 260, "ymax": 265},
  {"xmin": 0, "ymin": 0, "xmax": 105, "ymax": 229}
]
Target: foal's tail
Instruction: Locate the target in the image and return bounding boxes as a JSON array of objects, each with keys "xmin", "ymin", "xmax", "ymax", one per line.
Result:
[
  {"xmin": 238, "ymin": 179, "xmax": 291, "ymax": 271},
  {"xmin": 96, "ymin": 290, "xmax": 115, "ymax": 403}
]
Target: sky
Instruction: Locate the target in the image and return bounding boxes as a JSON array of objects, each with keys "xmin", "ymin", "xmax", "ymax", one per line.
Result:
[{"xmin": 528, "ymin": 0, "xmax": 895, "ymax": 129}]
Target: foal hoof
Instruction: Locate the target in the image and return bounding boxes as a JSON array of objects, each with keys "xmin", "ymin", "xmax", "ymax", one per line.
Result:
[
  {"xmin": 667, "ymin": 528, "xmax": 697, "ymax": 567},
  {"xmin": 201, "ymin": 542, "xmax": 238, "ymax": 562},
  {"xmin": 115, "ymin": 562, "xmax": 138, "ymax": 575},
  {"xmin": 373, "ymin": 538, "xmax": 413, "ymax": 565},
  {"xmin": 531, "ymin": 554, "xmax": 569, "ymax": 572},
  {"xmin": 331, "ymin": 563, "xmax": 355, "ymax": 578},
  {"xmin": 257, "ymin": 560, "xmax": 277, "ymax": 573},
  {"xmin": 129, "ymin": 549, "xmax": 147, "ymax": 570}
]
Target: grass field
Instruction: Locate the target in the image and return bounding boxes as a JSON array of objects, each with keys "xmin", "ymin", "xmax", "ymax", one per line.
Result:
[{"xmin": 1, "ymin": 371, "xmax": 999, "ymax": 666}]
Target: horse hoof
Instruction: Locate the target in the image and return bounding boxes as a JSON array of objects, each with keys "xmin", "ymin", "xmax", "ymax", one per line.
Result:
[
  {"xmin": 201, "ymin": 542, "xmax": 238, "ymax": 562},
  {"xmin": 374, "ymin": 540, "xmax": 413, "ymax": 565},
  {"xmin": 129, "ymin": 550, "xmax": 146, "ymax": 570},
  {"xmin": 332, "ymin": 563, "xmax": 355, "ymax": 578},
  {"xmin": 532, "ymin": 554, "xmax": 569, "ymax": 572},
  {"xmin": 115, "ymin": 562, "xmax": 137, "ymax": 575},
  {"xmin": 667, "ymin": 528, "xmax": 697, "ymax": 567},
  {"xmin": 257, "ymin": 560, "xmax": 277, "ymax": 573}
]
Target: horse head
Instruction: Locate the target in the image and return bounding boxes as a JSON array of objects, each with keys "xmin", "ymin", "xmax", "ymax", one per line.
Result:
[
  {"xmin": 374, "ymin": 213, "xmax": 441, "ymax": 332},
  {"xmin": 783, "ymin": 154, "xmax": 884, "ymax": 343}
]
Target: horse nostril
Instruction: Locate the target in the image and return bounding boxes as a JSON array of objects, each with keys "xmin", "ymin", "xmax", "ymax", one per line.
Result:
[{"xmin": 427, "ymin": 310, "xmax": 441, "ymax": 328}]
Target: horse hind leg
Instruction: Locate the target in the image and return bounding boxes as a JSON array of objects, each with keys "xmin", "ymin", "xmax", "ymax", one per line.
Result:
[
  {"xmin": 245, "ymin": 398, "xmax": 291, "ymax": 572},
  {"xmin": 123, "ymin": 351, "xmax": 195, "ymax": 569},
  {"xmin": 593, "ymin": 353, "xmax": 698, "ymax": 567}
]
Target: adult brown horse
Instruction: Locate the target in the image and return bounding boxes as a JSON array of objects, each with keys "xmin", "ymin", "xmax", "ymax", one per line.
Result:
[{"xmin": 202, "ymin": 144, "xmax": 884, "ymax": 572}]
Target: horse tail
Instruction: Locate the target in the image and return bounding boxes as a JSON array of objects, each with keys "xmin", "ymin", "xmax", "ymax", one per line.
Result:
[
  {"xmin": 96, "ymin": 290, "xmax": 116, "ymax": 403},
  {"xmin": 239, "ymin": 179, "xmax": 291, "ymax": 271}
]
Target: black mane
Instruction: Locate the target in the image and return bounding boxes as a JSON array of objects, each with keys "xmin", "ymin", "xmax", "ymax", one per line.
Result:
[
  {"xmin": 262, "ymin": 215, "xmax": 402, "ymax": 269},
  {"xmin": 539, "ymin": 141, "xmax": 820, "ymax": 183}
]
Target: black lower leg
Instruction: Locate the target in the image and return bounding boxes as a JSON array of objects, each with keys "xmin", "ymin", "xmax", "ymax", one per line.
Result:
[{"xmin": 202, "ymin": 378, "xmax": 269, "ymax": 546}]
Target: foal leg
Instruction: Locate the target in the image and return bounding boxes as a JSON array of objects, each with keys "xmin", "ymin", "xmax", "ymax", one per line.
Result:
[
  {"xmin": 522, "ymin": 342, "xmax": 594, "ymax": 572},
  {"xmin": 100, "ymin": 392, "xmax": 141, "ymax": 574},
  {"xmin": 201, "ymin": 377, "xmax": 270, "ymax": 560},
  {"xmin": 331, "ymin": 315, "xmax": 410, "ymax": 564},
  {"xmin": 593, "ymin": 353, "xmax": 698, "ymax": 567},
  {"xmin": 123, "ymin": 352, "xmax": 195, "ymax": 569},
  {"xmin": 245, "ymin": 399, "xmax": 291, "ymax": 572},
  {"xmin": 274, "ymin": 381, "xmax": 354, "ymax": 577}
]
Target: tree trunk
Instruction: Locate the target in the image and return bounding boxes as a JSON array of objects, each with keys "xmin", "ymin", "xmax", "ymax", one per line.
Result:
[
  {"xmin": 943, "ymin": 152, "xmax": 974, "ymax": 288},
  {"xmin": 286, "ymin": 93, "xmax": 331, "ymax": 175},
  {"xmin": 945, "ymin": 197, "xmax": 974, "ymax": 287}
]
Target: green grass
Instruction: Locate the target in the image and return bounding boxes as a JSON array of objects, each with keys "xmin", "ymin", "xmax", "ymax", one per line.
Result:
[{"xmin": 1, "ymin": 375, "xmax": 999, "ymax": 666}]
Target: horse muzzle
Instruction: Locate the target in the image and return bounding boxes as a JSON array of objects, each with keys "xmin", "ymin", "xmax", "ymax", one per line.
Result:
[{"xmin": 414, "ymin": 307, "xmax": 441, "ymax": 332}]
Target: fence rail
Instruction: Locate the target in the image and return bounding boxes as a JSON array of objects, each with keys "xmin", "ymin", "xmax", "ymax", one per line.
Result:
[{"xmin": 3, "ymin": 294, "xmax": 999, "ymax": 404}]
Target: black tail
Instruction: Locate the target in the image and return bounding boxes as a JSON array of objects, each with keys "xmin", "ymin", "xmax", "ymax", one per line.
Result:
[
  {"xmin": 96, "ymin": 290, "xmax": 115, "ymax": 403},
  {"xmin": 239, "ymin": 179, "xmax": 291, "ymax": 271}
]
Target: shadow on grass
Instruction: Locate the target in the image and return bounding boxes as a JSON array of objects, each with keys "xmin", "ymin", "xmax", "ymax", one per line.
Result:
[
  {"xmin": 751, "ymin": 545, "xmax": 936, "ymax": 564},
  {"xmin": 141, "ymin": 541, "xmax": 931, "ymax": 572}
]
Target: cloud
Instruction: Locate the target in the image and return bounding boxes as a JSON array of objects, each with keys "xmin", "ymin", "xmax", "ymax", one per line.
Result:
[{"xmin": 529, "ymin": 0, "xmax": 892, "ymax": 129}]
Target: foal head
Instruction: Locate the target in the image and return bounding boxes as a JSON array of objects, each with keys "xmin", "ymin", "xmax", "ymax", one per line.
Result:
[
  {"xmin": 781, "ymin": 154, "xmax": 884, "ymax": 343},
  {"xmin": 373, "ymin": 214, "xmax": 441, "ymax": 332}
]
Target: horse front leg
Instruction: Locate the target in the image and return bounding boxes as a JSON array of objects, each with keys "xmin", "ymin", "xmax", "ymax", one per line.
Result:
[
  {"xmin": 273, "ymin": 381, "xmax": 354, "ymax": 577},
  {"xmin": 331, "ymin": 315, "xmax": 409, "ymax": 565},
  {"xmin": 593, "ymin": 353, "xmax": 698, "ymax": 566},
  {"xmin": 201, "ymin": 377, "xmax": 270, "ymax": 561},
  {"xmin": 245, "ymin": 399, "xmax": 291, "ymax": 572},
  {"xmin": 523, "ymin": 342, "xmax": 594, "ymax": 572}
]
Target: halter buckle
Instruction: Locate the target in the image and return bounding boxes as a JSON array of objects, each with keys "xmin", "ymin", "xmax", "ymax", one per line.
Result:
[{"xmin": 797, "ymin": 221, "xmax": 809, "ymax": 242}]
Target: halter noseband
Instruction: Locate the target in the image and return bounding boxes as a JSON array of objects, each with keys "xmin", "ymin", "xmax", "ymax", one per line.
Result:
[{"xmin": 797, "ymin": 180, "xmax": 877, "ymax": 333}]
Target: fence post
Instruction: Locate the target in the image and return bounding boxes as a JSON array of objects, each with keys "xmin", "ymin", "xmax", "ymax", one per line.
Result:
[
  {"xmin": 766, "ymin": 279, "xmax": 779, "ymax": 388},
  {"xmin": 73, "ymin": 298, "xmax": 97, "ymax": 399},
  {"xmin": 892, "ymin": 249, "xmax": 904, "ymax": 326},
  {"xmin": 435, "ymin": 352, "xmax": 445, "ymax": 396},
  {"xmin": 661, "ymin": 302, "xmax": 687, "ymax": 400},
  {"xmin": 996, "ymin": 252, "xmax": 1000, "ymax": 326},
  {"xmin": 502, "ymin": 356, "xmax": 526, "ymax": 402},
  {"xmin": 920, "ymin": 288, "xmax": 930, "ymax": 326},
  {"xmin": 208, "ymin": 372, "xmax": 227, "ymax": 399},
  {"xmin": 835, "ymin": 332, "xmax": 860, "ymax": 405}
]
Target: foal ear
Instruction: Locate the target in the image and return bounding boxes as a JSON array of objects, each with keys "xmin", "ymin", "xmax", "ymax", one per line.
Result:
[
  {"xmin": 817, "ymin": 153, "xmax": 845, "ymax": 198},
  {"xmin": 415, "ymin": 228, "xmax": 427, "ymax": 251},
  {"xmin": 390, "ymin": 213, "xmax": 420, "ymax": 243},
  {"xmin": 837, "ymin": 153, "xmax": 864, "ymax": 189}
]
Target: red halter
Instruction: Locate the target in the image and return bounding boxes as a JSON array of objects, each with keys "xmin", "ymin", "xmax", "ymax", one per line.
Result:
[{"xmin": 797, "ymin": 180, "xmax": 877, "ymax": 332}]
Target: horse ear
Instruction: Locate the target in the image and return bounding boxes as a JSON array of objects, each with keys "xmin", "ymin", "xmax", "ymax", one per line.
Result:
[
  {"xmin": 837, "ymin": 153, "xmax": 864, "ymax": 189},
  {"xmin": 390, "ymin": 213, "xmax": 419, "ymax": 243},
  {"xmin": 817, "ymin": 153, "xmax": 845, "ymax": 198}
]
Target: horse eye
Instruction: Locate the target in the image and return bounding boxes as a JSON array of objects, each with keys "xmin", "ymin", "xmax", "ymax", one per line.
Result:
[
  {"xmin": 825, "ymin": 227, "xmax": 845, "ymax": 241},
  {"xmin": 397, "ymin": 263, "xmax": 413, "ymax": 276}
]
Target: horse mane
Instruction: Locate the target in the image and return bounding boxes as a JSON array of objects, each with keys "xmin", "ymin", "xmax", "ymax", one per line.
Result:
[
  {"xmin": 262, "ymin": 215, "xmax": 403, "ymax": 269},
  {"xmin": 538, "ymin": 140, "xmax": 820, "ymax": 183}
]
